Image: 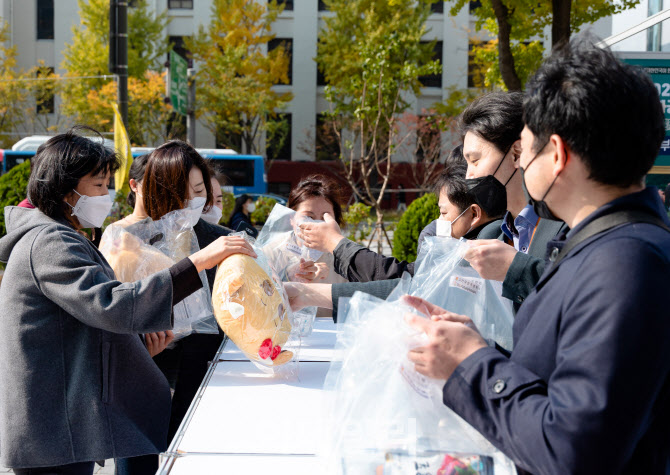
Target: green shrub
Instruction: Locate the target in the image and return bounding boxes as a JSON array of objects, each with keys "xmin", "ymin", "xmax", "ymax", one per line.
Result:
[
  {"xmin": 0, "ymin": 160, "xmax": 31, "ymax": 239},
  {"xmin": 392, "ymin": 193, "xmax": 439, "ymax": 262},
  {"xmin": 221, "ymin": 191, "xmax": 235, "ymax": 225},
  {"xmin": 342, "ymin": 202, "xmax": 373, "ymax": 243},
  {"xmin": 251, "ymin": 196, "xmax": 277, "ymax": 225}
]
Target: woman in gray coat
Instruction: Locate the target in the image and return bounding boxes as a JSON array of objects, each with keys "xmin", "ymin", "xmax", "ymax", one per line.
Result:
[{"xmin": 0, "ymin": 129, "xmax": 255, "ymax": 475}]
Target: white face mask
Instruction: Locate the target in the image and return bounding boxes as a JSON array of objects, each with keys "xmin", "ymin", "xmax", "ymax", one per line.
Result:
[
  {"xmin": 201, "ymin": 205, "xmax": 223, "ymax": 225},
  {"xmin": 435, "ymin": 207, "xmax": 470, "ymax": 238},
  {"xmin": 247, "ymin": 202, "xmax": 256, "ymax": 213},
  {"xmin": 184, "ymin": 196, "xmax": 207, "ymax": 227},
  {"xmin": 435, "ymin": 218, "xmax": 452, "ymax": 238},
  {"xmin": 67, "ymin": 190, "xmax": 113, "ymax": 229}
]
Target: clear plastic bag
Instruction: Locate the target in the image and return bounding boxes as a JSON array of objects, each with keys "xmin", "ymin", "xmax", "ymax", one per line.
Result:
[
  {"xmin": 99, "ymin": 208, "xmax": 219, "ymax": 342},
  {"xmin": 256, "ymin": 204, "xmax": 323, "ymax": 336},
  {"xmin": 388, "ymin": 236, "xmax": 514, "ymax": 351},
  {"xmin": 320, "ymin": 292, "xmax": 516, "ymax": 475},
  {"xmin": 211, "ymin": 232, "xmax": 301, "ymax": 377}
]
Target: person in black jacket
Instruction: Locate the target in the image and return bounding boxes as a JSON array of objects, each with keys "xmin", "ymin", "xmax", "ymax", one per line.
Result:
[
  {"xmin": 299, "ymin": 148, "xmax": 506, "ymax": 282},
  {"xmin": 116, "ymin": 141, "xmax": 244, "ymax": 475},
  {"xmin": 402, "ymin": 37, "xmax": 670, "ymax": 475},
  {"xmin": 457, "ymin": 92, "xmax": 567, "ymax": 309}
]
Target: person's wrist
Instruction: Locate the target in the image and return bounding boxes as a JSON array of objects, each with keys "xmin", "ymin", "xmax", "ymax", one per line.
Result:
[
  {"xmin": 188, "ymin": 251, "xmax": 208, "ymax": 273},
  {"xmin": 327, "ymin": 235, "xmax": 345, "ymax": 254}
]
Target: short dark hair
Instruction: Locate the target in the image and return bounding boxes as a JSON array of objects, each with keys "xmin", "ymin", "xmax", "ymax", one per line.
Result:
[
  {"xmin": 433, "ymin": 153, "xmax": 472, "ymax": 212},
  {"xmin": 126, "ymin": 153, "xmax": 149, "ymax": 208},
  {"xmin": 288, "ymin": 174, "xmax": 344, "ymax": 226},
  {"xmin": 28, "ymin": 126, "xmax": 120, "ymax": 221},
  {"xmin": 142, "ymin": 140, "xmax": 213, "ymax": 220},
  {"xmin": 524, "ymin": 36, "xmax": 664, "ymax": 187},
  {"xmin": 459, "ymin": 91, "xmax": 524, "ymax": 154}
]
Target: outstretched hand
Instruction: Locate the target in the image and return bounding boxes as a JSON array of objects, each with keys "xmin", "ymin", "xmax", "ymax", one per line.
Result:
[
  {"xmin": 402, "ymin": 295, "xmax": 487, "ymax": 380},
  {"xmin": 297, "ymin": 213, "xmax": 344, "ymax": 254}
]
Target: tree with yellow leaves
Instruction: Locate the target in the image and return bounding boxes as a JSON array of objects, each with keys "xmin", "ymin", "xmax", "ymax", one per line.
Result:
[
  {"xmin": 187, "ymin": 0, "xmax": 293, "ymax": 154},
  {"xmin": 451, "ymin": 0, "xmax": 640, "ymax": 91},
  {"xmin": 60, "ymin": 0, "xmax": 170, "ymax": 144},
  {"xmin": 0, "ymin": 21, "xmax": 31, "ymax": 148}
]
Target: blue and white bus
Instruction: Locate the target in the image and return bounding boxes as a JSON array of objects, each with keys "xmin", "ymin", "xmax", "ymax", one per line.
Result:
[{"xmin": 0, "ymin": 147, "xmax": 267, "ymax": 196}]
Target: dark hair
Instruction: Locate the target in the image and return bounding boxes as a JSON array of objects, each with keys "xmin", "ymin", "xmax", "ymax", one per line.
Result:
[
  {"xmin": 142, "ymin": 140, "xmax": 213, "ymax": 220},
  {"xmin": 288, "ymin": 174, "xmax": 344, "ymax": 225},
  {"xmin": 433, "ymin": 154, "xmax": 472, "ymax": 212},
  {"xmin": 443, "ymin": 144, "xmax": 466, "ymax": 172},
  {"xmin": 524, "ymin": 36, "xmax": 664, "ymax": 187},
  {"xmin": 459, "ymin": 91, "xmax": 524, "ymax": 154},
  {"xmin": 126, "ymin": 154, "xmax": 149, "ymax": 208},
  {"xmin": 28, "ymin": 126, "xmax": 120, "ymax": 221},
  {"xmin": 229, "ymin": 194, "xmax": 252, "ymax": 225}
]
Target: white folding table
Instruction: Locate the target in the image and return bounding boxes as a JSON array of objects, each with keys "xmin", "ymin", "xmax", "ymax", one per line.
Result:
[{"xmin": 157, "ymin": 318, "xmax": 338, "ymax": 474}]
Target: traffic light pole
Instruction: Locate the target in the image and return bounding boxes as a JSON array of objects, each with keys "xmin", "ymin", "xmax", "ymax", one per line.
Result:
[
  {"xmin": 187, "ymin": 68, "xmax": 196, "ymax": 145},
  {"xmin": 109, "ymin": 0, "xmax": 128, "ymax": 128}
]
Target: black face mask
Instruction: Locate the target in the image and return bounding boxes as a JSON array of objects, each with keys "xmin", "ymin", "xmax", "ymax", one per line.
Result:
[
  {"xmin": 520, "ymin": 140, "xmax": 561, "ymax": 221},
  {"xmin": 466, "ymin": 175, "xmax": 508, "ymax": 218}
]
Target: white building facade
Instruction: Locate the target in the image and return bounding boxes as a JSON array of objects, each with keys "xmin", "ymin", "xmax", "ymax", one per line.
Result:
[{"xmin": 0, "ymin": 0, "xmax": 640, "ymax": 164}]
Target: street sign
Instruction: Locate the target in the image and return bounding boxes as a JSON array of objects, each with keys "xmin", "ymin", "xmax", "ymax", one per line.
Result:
[
  {"xmin": 169, "ymin": 50, "xmax": 188, "ymax": 116},
  {"xmin": 620, "ymin": 52, "xmax": 670, "ymax": 177}
]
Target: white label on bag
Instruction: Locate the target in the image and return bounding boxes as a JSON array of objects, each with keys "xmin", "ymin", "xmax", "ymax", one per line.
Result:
[
  {"xmin": 449, "ymin": 276, "xmax": 483, "ymax": 294},
  {"xmin": 285, "ymin": 242, "xmax": 303, "ymax": 256},
  {"xmin": 227, "ymin": 302, "xmax": 245, "ymax": 319},
  {"xmin": 399, "ymin": 364, "xmax": 431, "ymax": 399}
]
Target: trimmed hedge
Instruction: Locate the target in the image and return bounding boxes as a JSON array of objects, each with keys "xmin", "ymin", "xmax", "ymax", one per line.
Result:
[
  {"xmin": 0, "ymin": 160, "xmax": 31, "ymax": 239},
  {"xmin": 392, "ymin": 193, "xmax": 439, "ymax": 262}
]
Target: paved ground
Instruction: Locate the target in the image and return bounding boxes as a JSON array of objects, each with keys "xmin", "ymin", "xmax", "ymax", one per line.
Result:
[{"xmin": 0, "ymin": 460, "xmax": 115, "ymax": 474}]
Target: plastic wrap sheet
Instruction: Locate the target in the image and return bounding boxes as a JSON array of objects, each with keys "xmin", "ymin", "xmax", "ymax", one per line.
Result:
[
  {"xmin": 256, "ymin": 203, "xmax": 325, "ymax": 336},
  {"xmin": 388, "ymin": 237, "xmax": 514, "ymax": 351},
  {"xmin": 321, "ymin": 292, "xmax": 516, "ymax": 475},
  {"xmin": 99, "ymin": 208, "xmax": 218, "ymax": 341},
  {"xmin": 212, "ymin": 232, "xmax": 301, "ymax": 377}
]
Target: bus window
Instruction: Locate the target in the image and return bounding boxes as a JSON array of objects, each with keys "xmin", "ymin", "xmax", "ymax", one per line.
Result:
[{"xmin": 210, "ymin": 159, "xmax": 254, "ymax": 187}]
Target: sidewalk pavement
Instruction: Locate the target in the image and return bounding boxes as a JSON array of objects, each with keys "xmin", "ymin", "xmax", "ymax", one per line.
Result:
[{"xmin": 0, "ymin": 460, "xmax": 115, "ymax": 474}]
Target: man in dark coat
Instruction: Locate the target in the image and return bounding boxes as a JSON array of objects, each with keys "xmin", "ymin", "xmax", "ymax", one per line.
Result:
[{"xmin": 404, "ymin": 37, "xmax": 670, "ymax": 474}]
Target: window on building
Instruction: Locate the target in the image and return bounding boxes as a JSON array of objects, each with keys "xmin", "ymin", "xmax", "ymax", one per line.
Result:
[
  {"xmin": 318, "ymin": 0, "xmax": 329, "ymax": 11},
  {"xmin": 36, "ymin": 0, "xmax": 54, "ymax": 40},
  {"xmin": 430, "ymin": 1, "xmax": 444, "ymax": 14},
  {"xmin": 168, "ymin": 0, "xmax": 193, "ymax": 9},
  {"xmin": 469, "ymin": 0, "xmax": 482, "ymax": 13},
  {"xmin": 268, "ymin": 38, "xmax": 293, "ymax": 85},
  {"xmin": 216, "ymin": 126, "xmax": 243, "ymax": 153},
  {"xmin": 36, "ymin": 67, "xmax": 55, "ymax": 114},
  {"xmin": 315, "ymin": 113, "xmax": 340, "ymax": 161},
  {"xmin": 274, "ymin": 0, "xmax": 294, "ymax": 10},
  {"xmin": 317, "ymin": 66, "xmax": 327, "ymax": 86},
  {"xmin": 169, "ymin": 36, "xmax": 191, "ymax": 62},
  {"xmin": 419, "ymin": 41, "xmax": 443, "ymax": 88},
  {"xmin": 416, "ymin": 115, "xmax": 441, "ymax": 162},
  {"xmin": 266, "ymin": 113, "xmax": 292, "ymax": 161}
]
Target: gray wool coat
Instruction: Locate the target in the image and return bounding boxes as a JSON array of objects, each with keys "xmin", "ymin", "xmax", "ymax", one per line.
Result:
[{"xmin": 0, "ymin": 207, "xmax": 184, "ymax": 468}]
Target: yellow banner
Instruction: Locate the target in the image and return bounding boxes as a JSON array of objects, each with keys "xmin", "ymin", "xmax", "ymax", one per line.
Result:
[{"xmin": 112, "ymin": 103, "xmax": 132, "ymax": 195}]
